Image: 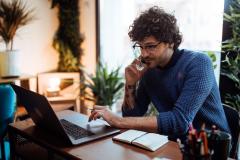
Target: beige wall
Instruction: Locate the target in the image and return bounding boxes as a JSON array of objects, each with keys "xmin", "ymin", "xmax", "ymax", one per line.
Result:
[
  {"xmin": 80, "ymin": 0, "xmax": 97, "ymax": 74},
  {"xmin": 0, "ymin": 0, "xmax": 59, "ymax": 75},
  {"xmin": 0, "ymin": 0, "xmax": 96, "ymax": 75}
]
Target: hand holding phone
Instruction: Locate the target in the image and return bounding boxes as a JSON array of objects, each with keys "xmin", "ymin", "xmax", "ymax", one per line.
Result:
[{"xmin": 125, "ymin": 56, "xmax": 148, "ymax": 86}]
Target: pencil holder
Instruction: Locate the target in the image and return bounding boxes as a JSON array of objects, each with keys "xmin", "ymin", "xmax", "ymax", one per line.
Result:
[
  {"xmin": 207, "ymin": 131, "xmax": 231, "ymax": 160},
  {"xmin": 180, "ymin": 128, "xmax": 231, "ymax": 160}
]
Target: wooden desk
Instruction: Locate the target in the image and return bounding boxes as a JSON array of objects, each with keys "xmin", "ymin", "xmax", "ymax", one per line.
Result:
[{"xmin": 8, "ymin": 111, "xmax": 182, "ymax": 160}]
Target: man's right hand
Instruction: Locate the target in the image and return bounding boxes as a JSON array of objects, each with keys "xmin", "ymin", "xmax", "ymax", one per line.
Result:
[
  {"xmin": 123, "ymin": 58, "xmax": 148, "ymax": 110},
  {"xmin": 125, "ymin": 58, "xmax": 148, "ymax": 86}
]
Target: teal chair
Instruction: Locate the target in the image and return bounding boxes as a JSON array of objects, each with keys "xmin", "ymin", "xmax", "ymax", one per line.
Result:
[{"xmin": 0, "ymin": 84, "xmax": 16, "ymax": 160}]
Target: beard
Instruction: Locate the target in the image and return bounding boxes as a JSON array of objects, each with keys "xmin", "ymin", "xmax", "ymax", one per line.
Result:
[{"xmin": 142, "ymin": 57, "xmax": 157, "ymax": 68}]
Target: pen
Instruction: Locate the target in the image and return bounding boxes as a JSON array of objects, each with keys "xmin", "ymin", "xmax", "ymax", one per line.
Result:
[
  {"xmin": 199, "ymin": 123, "xmax": 209, "ymax": 155},
  {"xmin": 87, "ymin": 107, "xmax": 94, "ymax": 122}
]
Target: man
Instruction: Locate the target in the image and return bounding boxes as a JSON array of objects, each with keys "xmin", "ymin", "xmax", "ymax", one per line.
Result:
[{"xmin": 89, "ymin": 6, "xmax": 230, "ymax": 140}]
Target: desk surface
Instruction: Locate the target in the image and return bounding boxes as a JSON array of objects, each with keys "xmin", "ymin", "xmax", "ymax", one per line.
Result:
[{"xmin": 9, "ymin": 112, "xmax": 182, "ymax": 160}]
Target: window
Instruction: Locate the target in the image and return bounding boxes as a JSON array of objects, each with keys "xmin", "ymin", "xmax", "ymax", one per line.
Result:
[{"xmin": 99, "ymin": 0, "xmax": 224, "ymax": 78}]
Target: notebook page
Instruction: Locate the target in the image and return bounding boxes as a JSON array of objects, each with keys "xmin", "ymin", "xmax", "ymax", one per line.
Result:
[
  {"xmin": 132, "ymin": 133, "xmax": 168, "ymax": 151},
  {"xmin": 113, "ymin": 130, "xmax": 147, "ymax": 144}
]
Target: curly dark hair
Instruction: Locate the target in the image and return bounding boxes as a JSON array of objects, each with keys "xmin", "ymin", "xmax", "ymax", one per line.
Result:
[{"xmin": 128, "ymin": 6, "xmax": 182, "ymax": 51}]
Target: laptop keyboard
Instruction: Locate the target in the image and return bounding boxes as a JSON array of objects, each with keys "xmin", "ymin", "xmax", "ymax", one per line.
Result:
[{"xmin": 60, "ymin": 119, "xmax": 94, "ymax": 140}]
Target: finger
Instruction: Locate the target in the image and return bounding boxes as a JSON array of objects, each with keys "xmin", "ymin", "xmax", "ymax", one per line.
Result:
[
  {"xmin": 88, "ymin": 110, "xmax": 98, "ymax": 122},
  {"xmin": 125, "ymin": 67, "xmax": 141, "ymax": 83},
  {"xmin": 93, "ymin": 105, "xmax": 106, "ymax": 110},
  {"xmin": 140, "ymin": 64, "xmax": 149, "ymax": 75},
  {"xmin": 93, "ymin": 111, "xmax": 104, "ymax": 120},
  {"xmin": 133, "ymin": 61, "xmax": 149, "ymax": 76},
  {"xmin": 130, "ymin": 65, "xmax": 143, "ymax": 78},
  {"xmin": 126, "ymin": 65, "xmax": 139, "ymax": 76},
  {"xmin": 130, "ymin": 62, "xmax": 146, "ymax": 74},
  {"xmin": 131, "ymin": 58, "xmax": 139, "ymax": 65},
  {"xmin": 92, "ymin": 112, "xmax": 100, "ymax": 121},
  {"xmin": 90, "ymin": 109, "xmax": 104, "ymax": 120},
  {"xmin": 88, "ymin": 112, "xmax": 94, "ymax": 122},
  {"xmin": 132, "ymin": 56, "xmax": 145, "ymax": 65}
]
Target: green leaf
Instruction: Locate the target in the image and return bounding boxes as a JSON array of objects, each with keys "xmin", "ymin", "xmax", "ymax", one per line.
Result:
[
  {"xmin": 0, "ymin": 0, "xmax": 34, "ymax": 50},
  {"xmin": 83, "ymin": 62, "xmax": 124, "ymax": 107},
  {"xmin": 221, "ymin": 0, "xmax": 240, "ymax": 111}
]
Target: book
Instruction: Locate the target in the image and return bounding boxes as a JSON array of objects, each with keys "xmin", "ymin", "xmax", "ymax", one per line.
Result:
[{"xmin": 112, "ymin": 129, "xmax": 169, "ymax": 152}]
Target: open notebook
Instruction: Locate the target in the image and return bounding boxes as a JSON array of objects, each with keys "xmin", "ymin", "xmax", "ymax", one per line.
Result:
[{"xmin": 113, "ymin": 130, "xmax": 169, "ymax": 151}]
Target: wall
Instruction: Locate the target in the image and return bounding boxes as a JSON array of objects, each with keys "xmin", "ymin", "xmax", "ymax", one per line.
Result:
[
  {"xmin": 99, "ymin": 0, "xmax": 224, "ymax": 83},
  {"xmin": 0, "ymin": 0, "xmax": 58, "ymax": 75},
  {"xmin": 0, "ymin": 0, "xmax": 96, "ymax": 75},
  {"xmin": 80, "ymin": 0, "xmax": 97, "ymax": 74}
]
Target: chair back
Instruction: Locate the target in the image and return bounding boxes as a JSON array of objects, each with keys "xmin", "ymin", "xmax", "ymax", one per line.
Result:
[
  {"xmin": 0, "ymin": 84, "xmax": 16, "ymax": 135},
  {"xmin": 223, "ymin": 104, "xmax": 240, "ymax": 159},
  {"xmin": 0, "ymin": 84, "xmax": 16, "ymax": 160}
]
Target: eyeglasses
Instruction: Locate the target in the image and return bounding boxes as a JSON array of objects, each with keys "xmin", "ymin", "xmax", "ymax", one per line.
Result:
[{"xmin": 132, "ymin": 42, "xmax": 161, "ymax": 55}]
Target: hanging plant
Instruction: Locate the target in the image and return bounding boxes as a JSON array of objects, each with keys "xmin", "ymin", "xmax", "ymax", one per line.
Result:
[{"xmin": 50, "ymin": 0, "xmax": 84, "ymax": 72}]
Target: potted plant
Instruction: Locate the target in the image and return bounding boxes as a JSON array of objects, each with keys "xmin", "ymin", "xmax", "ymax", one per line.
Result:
[
  {"xmin": 221, "ymin": 54, "xmax": 240, "ymax": 111},
  {"xmin": 0, "ymin": 0, "xmax": 34, "ymax": 78},
  {"xmin": 84, "ymin": 63, "xmax": 124, "ymax": 110},
  {"xmin": 221, "ymin": 0, "xmax": 240, "ymax": 111}
]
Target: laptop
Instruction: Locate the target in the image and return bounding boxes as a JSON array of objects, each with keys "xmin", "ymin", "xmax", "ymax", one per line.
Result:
[{"xmin": 11, "ymin": 84, "xmax": 120, "ymax": 145}]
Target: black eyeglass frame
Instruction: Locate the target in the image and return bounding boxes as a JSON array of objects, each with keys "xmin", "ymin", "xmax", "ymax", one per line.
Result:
[{"xmin": 132, "ymin": 41, "xmax": 161, "ymax": 53}]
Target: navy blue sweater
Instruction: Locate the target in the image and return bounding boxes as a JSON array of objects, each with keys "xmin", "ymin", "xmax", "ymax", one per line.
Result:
[{"xmin": 122, "ymin": 49, "xmax": 230, "ymax": 138}]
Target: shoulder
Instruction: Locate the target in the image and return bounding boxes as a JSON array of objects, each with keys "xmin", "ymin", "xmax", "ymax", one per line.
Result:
[
  {"xmin": 180, "ymin": 49, "xmax": 212, "ymax": 67},
  {"xmin": 180, "ymin": 50, "xmax": 215, "ymax": 85},
  {"xmin": 181, "ymin": 49, "xmax": 211, "ymax": 60}
]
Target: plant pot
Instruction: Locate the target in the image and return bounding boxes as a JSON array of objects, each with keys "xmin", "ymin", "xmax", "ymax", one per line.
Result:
[{"xmin": 0, "ymin": 50, "xmax": 21, "ymax": 78}]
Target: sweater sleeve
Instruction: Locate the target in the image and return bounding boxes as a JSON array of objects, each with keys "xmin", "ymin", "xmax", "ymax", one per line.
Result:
[
  {"xmin": 122, "ymin": 78, "xmax": 150, "ymax": 117},
  {"xmin": 157, "ymin": 54, "xmax": 215, "ymax": 135}
]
